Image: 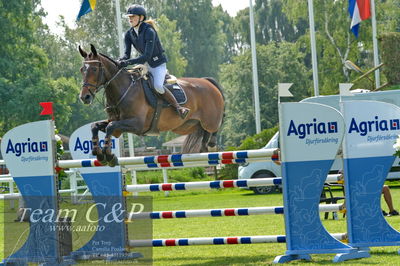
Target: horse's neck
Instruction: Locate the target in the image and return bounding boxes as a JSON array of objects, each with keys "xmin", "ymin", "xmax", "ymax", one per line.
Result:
[{"xmin": 104, "ymin": 69, "xmax": 133, "ymax": 105}]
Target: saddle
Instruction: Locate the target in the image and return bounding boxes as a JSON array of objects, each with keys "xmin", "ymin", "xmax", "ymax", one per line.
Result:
[
  {"xmin": 127, "ymin": 64, "xmax": 187, "ymax": 136},
  {"xmin": 128, "ymin": 64, "xmax": 187, "ymax": 109}
]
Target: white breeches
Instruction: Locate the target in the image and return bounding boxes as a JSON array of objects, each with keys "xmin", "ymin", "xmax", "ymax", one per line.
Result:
[{"xmin": 147, "ymin": 63, "xmax": 167, "ymax": 94}]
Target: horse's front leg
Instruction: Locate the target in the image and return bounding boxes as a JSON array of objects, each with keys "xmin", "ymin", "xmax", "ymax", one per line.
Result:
[
  {"xmin": 91, "ymin": 120, "xmax": 109, "ymax": 165},
  {"xmin": 103, "ymin": 118, "xmax": 145, "ymax": 167}
]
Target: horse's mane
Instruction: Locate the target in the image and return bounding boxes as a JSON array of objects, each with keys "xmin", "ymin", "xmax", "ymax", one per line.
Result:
[{"xmin": 99, "ymin": 52, "xmax": 119, "ymax": 68}]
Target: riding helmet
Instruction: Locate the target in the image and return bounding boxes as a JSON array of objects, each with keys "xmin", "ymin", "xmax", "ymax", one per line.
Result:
[{"xmin": 126, "ymin": 4, "xmax": 147, "ymax": 20}]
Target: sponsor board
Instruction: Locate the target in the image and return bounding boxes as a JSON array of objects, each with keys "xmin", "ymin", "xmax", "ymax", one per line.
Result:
[
  {"xmin": 1, "ymin": 120, "xmax": 55, "ymax": 177},
  {"xmin": 342, "ymin": 101, "xmax": 400, "ymax": 158},
  {"xmin": 279, "ymin": 102, "xmax": 344, "ymax": 162},
  {"xmin": 341, "ymin": 101, "xmax": 400, "ymax": 247}
]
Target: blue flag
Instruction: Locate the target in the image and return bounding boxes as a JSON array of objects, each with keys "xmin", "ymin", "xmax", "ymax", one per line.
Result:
[{"xmin": 77, "ymin": 0, "xmax": 97, "ymax": 21}]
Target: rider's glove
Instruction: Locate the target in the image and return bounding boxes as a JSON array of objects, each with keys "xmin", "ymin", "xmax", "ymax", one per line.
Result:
[{"xmin": 118, "ymin": 60, "xmax": 129, "ymax": 68}]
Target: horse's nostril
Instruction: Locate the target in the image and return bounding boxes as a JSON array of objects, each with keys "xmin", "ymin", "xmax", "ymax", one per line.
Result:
[{"xmin": 80, "ymin": 93, "xmax": 92, "ymax": 104}]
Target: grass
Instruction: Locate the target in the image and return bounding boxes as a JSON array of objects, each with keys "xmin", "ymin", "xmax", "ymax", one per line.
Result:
[
  {"xmin": 1, "ymin": 186, "xmax": 400, "ymax": 265},
  {"xmin": 147, "ymin": 188, "xmax": 400, "ymax": 265},
  {"xmin": 0, "ymin": 200, "xmax": 3, "ymax": 260}
]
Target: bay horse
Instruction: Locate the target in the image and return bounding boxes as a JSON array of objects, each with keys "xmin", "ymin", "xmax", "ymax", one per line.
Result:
[{"xmin": 78, "ymin": 44, "xmax": 224, "ymax": 166}]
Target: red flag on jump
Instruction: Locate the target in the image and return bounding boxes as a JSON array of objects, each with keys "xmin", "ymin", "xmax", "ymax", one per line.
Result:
[{"xmin": 39, "ymin": 102, "xmax": 54, "ymax": 120}]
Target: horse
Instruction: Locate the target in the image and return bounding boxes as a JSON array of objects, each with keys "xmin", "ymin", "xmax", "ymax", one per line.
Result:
[{"xmin": 78, "ymin": 44, "xmax": 225, "ymax": 166}]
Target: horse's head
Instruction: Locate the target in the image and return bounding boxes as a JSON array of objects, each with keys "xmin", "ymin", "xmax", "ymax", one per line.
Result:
[
  {"xmin": 79, "ymin": 44, "xmax": 125, "ymax": 104},
  {"xmin": 78, "ymin": 44, "xmax": 105, "ymax": 104}
]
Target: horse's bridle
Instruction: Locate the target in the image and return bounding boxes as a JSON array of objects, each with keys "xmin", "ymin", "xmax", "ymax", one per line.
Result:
[{"xmin": 82, "ymin": 59, "xmax": 124, "ymax": 97}]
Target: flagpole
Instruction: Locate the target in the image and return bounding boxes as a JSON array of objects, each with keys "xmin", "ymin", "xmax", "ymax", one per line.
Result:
[
  {"xmin": 115, "ymin": 0, "xmax": 124, "ymax": 57},
  {"xmin": 114, "ymin": 0, "xmax": 137, "ymax": 192},
  {"xmin": 307, "ymin": 0, "xmax": 319, "ymax": 96},
  {"xmin": 370, "ymin": 0, "xmax": 380, "ymax": 89},
  {"xmin": 249, "ymin": 0, "xmax": 261, "ymax": 134}
]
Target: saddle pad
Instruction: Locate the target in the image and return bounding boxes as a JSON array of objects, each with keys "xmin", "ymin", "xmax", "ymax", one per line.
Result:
[{"xmin": 143, "ymin": 79, "xmax": 187, "ymax": 109}]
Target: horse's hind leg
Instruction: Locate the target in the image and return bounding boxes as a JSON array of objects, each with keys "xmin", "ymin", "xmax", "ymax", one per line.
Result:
[
  {"xmin": 207, "ymin": 132, "xmax": 218, "ymax": 152},
  {"xmin": 91, "ymin": 120, "xmax": 109, "ymax": 165},
  {"xmin": 200, "ymin": 131, "xmax": 211, "ymax": 153}
]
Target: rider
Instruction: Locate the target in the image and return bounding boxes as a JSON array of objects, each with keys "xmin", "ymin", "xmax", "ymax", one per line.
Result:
[{"xmin": 118, "ymin": 4, "xmax": 189, "ymax": 119}]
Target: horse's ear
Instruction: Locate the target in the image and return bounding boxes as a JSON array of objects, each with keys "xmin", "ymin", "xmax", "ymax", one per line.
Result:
[
  {"xmin": 78, "ymin": 45, "xmax": 87, "ymax": 58},
  {"xmin": 90, "ymin": 44, "xmax": 98, "ymax": 57}
]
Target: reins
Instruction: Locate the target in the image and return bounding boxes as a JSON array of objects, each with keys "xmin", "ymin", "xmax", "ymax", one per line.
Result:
[
  {"xmin": 82, "ymin": 58, "xmax": 133, "ymax": 112},
  {"xmin": 82, "ymin": 59, "xmax": 124, "ymax": 92}
]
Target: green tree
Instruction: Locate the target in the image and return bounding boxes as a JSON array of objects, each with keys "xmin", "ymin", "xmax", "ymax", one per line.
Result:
[
  {"xmin": 163, "ymin": 0, "xmax": 227, "ymax": 77},
  {"xmin": 220, "ymin": 42, "xmax": 310, "ymax": 146},
  {"xmin": 212, "ymin": 5, "xmax": 237, "ymax": 62},
  {"xmin": 156, "ymin": 15, "xmax": 187, "ymax": 76},
  {"xmin": 233, "ymin": 0, "xmax": 307, "ymax": 47},
  {"xmin": 0, "ymin": 0, "xmax": 80, "ymax": 135}
]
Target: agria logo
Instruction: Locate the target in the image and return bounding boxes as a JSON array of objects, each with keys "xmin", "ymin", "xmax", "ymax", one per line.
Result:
[
  {"xmin": 74, "ymin": 137, "xmax": 116, "ymax": 154},
  {"xmin": 348, "ymin": 116, "xmax": 400, "ymax": 136},
  {"xmin": 287, "ymin": 119, "xmax": 338, "ymax": 139},
  {"xmin": 5, "ymin": 138, "xmax": 48, "ymax": 157}
]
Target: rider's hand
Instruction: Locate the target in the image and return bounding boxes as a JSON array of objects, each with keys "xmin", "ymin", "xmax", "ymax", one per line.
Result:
[{"xmin": 118, "ymin": 60, "xmax": 128, "ymax": 68}]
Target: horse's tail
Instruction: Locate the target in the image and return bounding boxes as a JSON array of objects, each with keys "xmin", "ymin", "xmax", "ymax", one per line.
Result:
[{"xmin": 182, "ymin": 127, "xmax": 209, "ymax": 153}]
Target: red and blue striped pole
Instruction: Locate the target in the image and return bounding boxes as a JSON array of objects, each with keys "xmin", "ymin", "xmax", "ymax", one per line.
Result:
[
  {"xmin": 57, "ymin": 149, "xmax": 276, "ymax": 169},
  {"xmin": 128, "ymin": 233, "xmax": 346, "ymax": 247},
  {"xmin": 125, "ymin": 174, "xmax": 342, "ymax": 193},
  {"xmin": 125, "ymin": 177, "xmax": 281, "ymax": 192},
  {"xmin": 129, "ymin": 235, "xmax": 286, "ymax": 247},
  {"xmin": 127, "ymin": 204, "xmax": 343, "ymax": 220}
]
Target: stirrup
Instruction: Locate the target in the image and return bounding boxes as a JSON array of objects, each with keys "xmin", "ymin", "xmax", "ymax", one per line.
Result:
[{"xmin": 177, "ymin": 107, "xmax": 190, "ymax": 119}]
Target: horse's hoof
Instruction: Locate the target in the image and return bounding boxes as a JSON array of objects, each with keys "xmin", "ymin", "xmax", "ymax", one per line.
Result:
[
  {"xmin": 96, "ymin": 154, "xmax": 108, "ymax": 166},
  {"xmin": 107, "ymin": 154, "xmax": 118, "ymax": 167},
  {"xmin": 207, "ymin": 145, "xmax": 218, "ymax": 152}
]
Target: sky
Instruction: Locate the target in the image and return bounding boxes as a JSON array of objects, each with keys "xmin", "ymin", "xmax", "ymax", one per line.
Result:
[{"xmin": 40, "ymin": 0, "xmax": 252, "ymax": 35}]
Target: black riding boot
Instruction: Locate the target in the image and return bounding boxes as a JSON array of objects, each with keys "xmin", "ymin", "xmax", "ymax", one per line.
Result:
[{"xmin": 160, "ymin": 88, "xmax": 190, "ymax": 119}]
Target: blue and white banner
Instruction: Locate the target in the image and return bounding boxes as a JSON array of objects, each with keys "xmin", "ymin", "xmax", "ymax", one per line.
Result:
[
  {"xmin": 1, "ymin": 120, "xmax": 55, "ymax": 177},
  {"xmin": 279, "ymin": 102, "xmax": 344, "ymax": 162},
  {"xmin": 1, "ymin": 120, "xmax": 60, "ymax": 264},
  {"xmin": 69, "ymin": 123, "xmax": 121, "ymax": 173},
  {"xmin": 342, "ymin": 101, "xmax": 400, "ymax": 158},
  {"xmin": 341, "ymin": 100, "xmax": 400, "ymax": 247},
  {"xmin": 278, "ymin": 102, "xmax": 354, "ymax": 258}
]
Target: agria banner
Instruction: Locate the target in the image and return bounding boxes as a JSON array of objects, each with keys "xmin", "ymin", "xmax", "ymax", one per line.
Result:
[
  {"xmin": 279, "ymin": 102, "xmax": 344, "ymax": 162},
  {"xmin": 1, "ymin": 120, "xmax": 55, "ymax": 177},
  {"xmin": 277, "ymin": 102, "xmax": 356, "ymax": 259},
  {"xmin": 341, "ymin": 100, "xmax": 400, "ymax": 249},
  {"xmin": 1, "ymin": 121, "xmax": 61, "ymax": 264}
]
